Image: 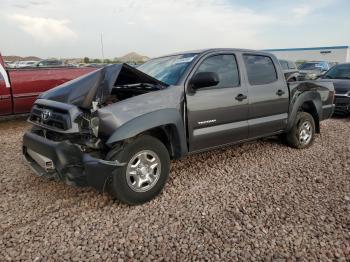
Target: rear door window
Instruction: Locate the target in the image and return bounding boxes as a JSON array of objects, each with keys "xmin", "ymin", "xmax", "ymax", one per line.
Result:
[{"xmin": 243, "ymin": 55, "xmax": 277, "ymax": 85}]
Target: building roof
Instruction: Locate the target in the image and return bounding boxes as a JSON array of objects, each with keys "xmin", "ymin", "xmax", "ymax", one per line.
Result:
[{"xmin": 264, "ymin": 46, "xmax": 349, "ymax": 52}]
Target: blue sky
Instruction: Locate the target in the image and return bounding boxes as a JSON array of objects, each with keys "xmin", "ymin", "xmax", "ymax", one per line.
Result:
[{"xmin": 0, "ymin": 0, "xmax": 349, "ymax": 58}]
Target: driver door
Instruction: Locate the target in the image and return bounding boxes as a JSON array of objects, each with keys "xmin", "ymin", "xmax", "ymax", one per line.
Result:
[{"xmin": 186, "ymin": 53, "xmax": 249, "ymax": 152}]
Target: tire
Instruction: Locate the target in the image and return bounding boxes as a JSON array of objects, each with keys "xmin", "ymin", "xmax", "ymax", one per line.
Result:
[
  {"xmin": 285, "ymin": 112, "xmax": 315, "ymax": 149},
  {"xmin": 107, "ymin": 135, "xmax": 170, "ymax": 205}
]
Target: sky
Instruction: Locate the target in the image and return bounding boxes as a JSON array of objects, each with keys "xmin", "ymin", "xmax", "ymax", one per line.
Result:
[{"xmin": 0, "ymin": 0, "xmax": 349, "ymax": 59}]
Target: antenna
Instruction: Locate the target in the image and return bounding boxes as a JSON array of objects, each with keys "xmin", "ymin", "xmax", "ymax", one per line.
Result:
[{"xmin": 100, "ymin": 33, "xmax": 105, "ymax": 63}]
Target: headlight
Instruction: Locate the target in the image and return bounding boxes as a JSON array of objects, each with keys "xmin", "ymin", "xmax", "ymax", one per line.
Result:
[{"xmin": 90, "ymin": 117, "xmax": 99, "ymax": 137}]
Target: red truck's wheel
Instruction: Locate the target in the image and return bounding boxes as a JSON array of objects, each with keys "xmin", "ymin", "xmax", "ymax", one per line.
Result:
[
  {"xmin": 286, "ymin": 112, "xmax": 315, "ymax": 149},
  {"xmin": 107, "ymin": 135, "xmax": 170, "ymax": 205}
]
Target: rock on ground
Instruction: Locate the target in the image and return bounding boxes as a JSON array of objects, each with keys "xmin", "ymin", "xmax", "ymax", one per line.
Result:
[{"xmin": 0, "ymin": 118, "xmax": 349, "ymax": 261}]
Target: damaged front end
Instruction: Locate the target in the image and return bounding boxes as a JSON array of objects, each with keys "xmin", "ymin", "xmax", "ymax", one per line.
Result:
[
  {"xmin": 22, "ymin": 63, "xmax": 168, "ymax": 191},
  {"xmin": 23, "ymin": 130, "xmax": 125, "ymax": 191}
]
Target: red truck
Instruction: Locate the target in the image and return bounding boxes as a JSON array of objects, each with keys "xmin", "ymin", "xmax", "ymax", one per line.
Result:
[{"xmin": 0, "ymin": 53, "xmax": 96, "ymax": 116}]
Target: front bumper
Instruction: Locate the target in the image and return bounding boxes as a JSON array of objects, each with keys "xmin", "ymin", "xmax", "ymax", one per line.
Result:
[
  {"xmin": 334, "ymin": 96, "xmax": 350, "ymax": 114},
  {"xmin": 23, "ymin": 131, "xmax": 124, "ymax": 191}
]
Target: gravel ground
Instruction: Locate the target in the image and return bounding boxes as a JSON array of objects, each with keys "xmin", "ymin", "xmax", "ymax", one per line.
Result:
[{"xmin": 0, "ymin": 118, "xmax": 349, "ymax": 261}]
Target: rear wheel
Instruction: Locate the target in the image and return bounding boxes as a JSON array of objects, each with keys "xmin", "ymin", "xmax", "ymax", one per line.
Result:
[
  {"xmin": 285, "ymin": 112, "xmax": 315, "ymax": 149},
  {"xmin": 107, "ymin": 135, "xmax": 170, "ymax": 205}
]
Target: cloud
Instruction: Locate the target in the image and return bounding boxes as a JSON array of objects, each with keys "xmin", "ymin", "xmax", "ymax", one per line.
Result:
[
  {"xmin": 102, "ymin": 0, "xmax": 275, "ymax": 53},
  {"xmin": 1, "ymin": 0, "xmax": 347, "ymax": 58},
  {"xmin": 291, "ymin": 0, "xmax": 334, "ymax": 19},
  {"xmin": 9, "ymin": 14, "xmax": 77, "ymax": 44},
  {"xmin": 292, "ymin": 6, "xmax": 313, "ymax": 17}
]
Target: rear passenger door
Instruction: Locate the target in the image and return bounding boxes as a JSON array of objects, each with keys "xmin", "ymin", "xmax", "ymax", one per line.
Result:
[
  {"xmin": 242, "ymin": 54, "xmax": 289, "ymax": 138},
  {"xmin": 186, "ymin": 52, "xmax": 249, "ymax": 152}
]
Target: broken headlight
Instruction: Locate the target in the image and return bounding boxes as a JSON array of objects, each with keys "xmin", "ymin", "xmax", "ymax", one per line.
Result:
[{"xmin": 90, "ymin": 117, "xmax": 99, "ymax": 137}]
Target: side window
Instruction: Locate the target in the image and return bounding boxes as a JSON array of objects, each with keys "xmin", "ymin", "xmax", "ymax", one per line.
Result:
[
  {"xmin": 196, "ymin": 54, "xmax": 240, "ymax": 88},
  {"xmin": 243, "ymin": 54, "xmax": 277, "ymax": 85}
]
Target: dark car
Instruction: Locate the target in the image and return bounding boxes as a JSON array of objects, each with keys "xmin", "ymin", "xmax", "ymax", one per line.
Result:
[
  {"xmin": 321, "ymin": 63, "xmax": 350, "ymax": 114},
  {"xmin": 22, "ymin": 48, "xmax": 335, "ymax": 205},
  {"xmin": 298, "ymin": 61, "xmax": 333, "ymax": 80},
  {"xmin": 279, "ymin": 59, "xmax": 299, "ymax": 82}
]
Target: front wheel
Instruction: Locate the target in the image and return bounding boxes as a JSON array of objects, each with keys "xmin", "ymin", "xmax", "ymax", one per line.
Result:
[
  {"xmin": 107, "ymin": 135, "xmax": 170, "ymax": 205},
  {"xmin": 285, "ymin": 112, "xmax": 315, "ymax": 149}
]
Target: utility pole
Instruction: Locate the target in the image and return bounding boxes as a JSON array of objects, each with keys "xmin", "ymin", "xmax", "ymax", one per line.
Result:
[{"xmin": 100, "ymin": 33, "xmax": 105, "ymax": 63}]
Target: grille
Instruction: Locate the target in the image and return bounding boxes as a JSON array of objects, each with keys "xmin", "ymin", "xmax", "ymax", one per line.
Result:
[{"xmin": 29, "ymin": 104, "xmax": 71, "ymax": 130}]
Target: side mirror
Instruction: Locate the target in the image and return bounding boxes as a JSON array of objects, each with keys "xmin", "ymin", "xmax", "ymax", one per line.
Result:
[{"xmin": 190, "ymin": 72, "xmax": 220, "ymax": 90}]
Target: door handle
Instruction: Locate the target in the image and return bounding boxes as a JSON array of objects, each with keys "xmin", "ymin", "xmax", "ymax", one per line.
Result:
[
  {"xmin": 276, "ymin": 89, "xmax": 285, "ymax": 96},
  {"xmin": 235, "ymin": 94, "xmax": 247, "ymax": 101}
]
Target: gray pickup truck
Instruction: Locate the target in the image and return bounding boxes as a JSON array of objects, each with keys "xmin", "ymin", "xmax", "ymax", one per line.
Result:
[{"xmin": 23, "ymin": 48, "xmax": 335, "ymax": 204}]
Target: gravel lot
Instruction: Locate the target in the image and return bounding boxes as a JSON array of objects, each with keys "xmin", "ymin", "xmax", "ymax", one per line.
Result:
[{"xmin": 0, "ymin": 118, "xmax": 349, "ymax": 261}]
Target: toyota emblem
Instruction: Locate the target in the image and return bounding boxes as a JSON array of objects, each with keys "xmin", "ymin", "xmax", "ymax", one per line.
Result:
[{"xmin": 41, "ymin": 109, "xmax": 52, "ymax": 121}]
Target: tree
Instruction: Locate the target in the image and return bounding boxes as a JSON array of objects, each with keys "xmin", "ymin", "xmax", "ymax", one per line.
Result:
[
  {"xmin": 83, "ymin": 57, "xmax": 90, "ymax": 63},
  {"xmin": 92, "ymin": 58, "xmax": 102, "ymax": 63}
]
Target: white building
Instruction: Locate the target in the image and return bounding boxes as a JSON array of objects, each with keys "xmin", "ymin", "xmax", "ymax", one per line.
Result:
[{"xmin": 265, "ymin": 46, "xmax": 350, "ymax": 63}]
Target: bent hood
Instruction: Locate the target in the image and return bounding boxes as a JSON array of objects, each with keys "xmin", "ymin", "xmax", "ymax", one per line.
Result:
[{"xmin": 39, "ymin": 63, "xmax": 168, "ymax": 109}]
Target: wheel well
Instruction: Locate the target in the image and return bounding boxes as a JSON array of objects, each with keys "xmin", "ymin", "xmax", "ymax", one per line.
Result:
[
  {"xmin": 143, "ymin": 125, "xmax": 181, "ymax": 159},
  {"xmin": 300, "ymin": 101, "xmax": 320, "ymax": 133}
]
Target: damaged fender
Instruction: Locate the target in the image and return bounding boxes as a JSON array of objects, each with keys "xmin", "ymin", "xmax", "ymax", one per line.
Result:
[{"xmin": 105, "ymin": 108, "xmax": 188, "ymax": 158}]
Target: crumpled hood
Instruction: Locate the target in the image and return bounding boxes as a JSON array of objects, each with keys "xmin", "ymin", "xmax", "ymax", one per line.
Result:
[{"xmin": 39, "ymin": 63, "xmax": 167, "ymax": 109}]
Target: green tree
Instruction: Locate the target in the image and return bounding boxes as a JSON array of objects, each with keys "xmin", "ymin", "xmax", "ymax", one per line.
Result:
[
  {"xmin": 83, "ymin": 57, "xmax": 90, "ymax": 63},
  {"xmin": 92, "ymin": 58, "xmax": 102, "ymax": 63}
]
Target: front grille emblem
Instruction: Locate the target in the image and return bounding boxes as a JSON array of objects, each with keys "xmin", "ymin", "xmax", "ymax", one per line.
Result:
[{"xmin": 41, "ymin": 109, "xmax": 52, "ymax": 121}]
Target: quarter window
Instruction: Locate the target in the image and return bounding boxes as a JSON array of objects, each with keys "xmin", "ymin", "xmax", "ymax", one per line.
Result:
[
  {"xmin": 196, "ymin": 54, "xmax": 240, "ymax": 88},
  {"xmin": 244, "ymin": 55, "xmax": 277, "ymax": 85}
]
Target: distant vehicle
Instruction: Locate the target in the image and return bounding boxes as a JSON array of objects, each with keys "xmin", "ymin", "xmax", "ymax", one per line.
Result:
[
  {"xmin": 34, "ymin": 59, "xmax": 65, "ymax": 67},
  {"xmin": 16, "ymin": 61, "xmax": 38, "ymax": 68},
  {"xmin": 22, "ymin": 48, "xmax": 335, "ymax": 204},
  {"xmin": 0, "ymin": 53, "xmax": 97, "ymax": 116},
  {"xmin": 86, "ymin": 63, "xmax": 105, "ymax": 68},
  {"xmin": 279, "ymin": 59, "xmax": 299, "ymax": 82},
  {"xmin": 298, "ymin": 61, "xmax": 333, "ymax": 80},
  {"xmin": 321, "ymin": 63, "xmax": 350, "ymax": 114}
]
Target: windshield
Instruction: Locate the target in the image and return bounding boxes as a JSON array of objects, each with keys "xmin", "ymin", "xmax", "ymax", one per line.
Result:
[
  {"xmin": 324, "ymin": 64, "xmax": 350, "ymax": 79},
  {"xmin": 137, "ymin": 53, "xmax": 197, "ymax": 85},
  {"xmin": 299, "ymin": 62, "xmax": 325, "ymax": 70}
]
